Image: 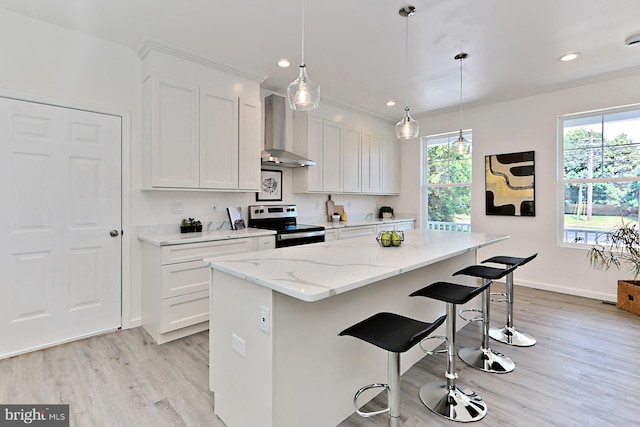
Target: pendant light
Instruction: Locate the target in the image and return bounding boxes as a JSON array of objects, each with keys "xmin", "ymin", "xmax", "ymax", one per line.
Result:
[
  {"xmin": 395, "ymin": 6, "xmax": 419, "ymax": 140},
  {"xmin": 287, "ymin": 0, "xmax": 320, "ymax": 111},
  {"xmin": 455, "ymin": 52, "xmax": 468, "ymax": 154}
]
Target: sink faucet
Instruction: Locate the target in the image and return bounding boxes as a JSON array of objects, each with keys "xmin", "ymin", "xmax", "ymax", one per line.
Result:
[{"xmin": 207, "ymin": 221, "xmax": 214, "ymax": 232}]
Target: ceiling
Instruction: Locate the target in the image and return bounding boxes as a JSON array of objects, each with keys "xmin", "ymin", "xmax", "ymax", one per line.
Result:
[{"xmin": 2, "ymin": 0, "xmax": 640, "ymax": 121}]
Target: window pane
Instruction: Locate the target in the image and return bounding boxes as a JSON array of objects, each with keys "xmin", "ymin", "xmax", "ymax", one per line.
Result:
[
  {"xmin": 562, "ymin": 182, "xmax": 639, "ymax": 243},
  {"xmin": 427, "ymin": 144, "xmax": 472, "ymax": 184},
  {"xmin": 427, "ymin": 186, "xmax": 471, "ymax": 223}
]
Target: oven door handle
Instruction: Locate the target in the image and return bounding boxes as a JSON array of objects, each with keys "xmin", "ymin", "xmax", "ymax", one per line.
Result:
[{"xmin": 278, "ymin": 230, "xmax": 325, "ymax": 241}]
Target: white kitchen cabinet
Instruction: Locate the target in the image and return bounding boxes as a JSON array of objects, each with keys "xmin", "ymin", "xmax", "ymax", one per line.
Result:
[
  {"xmin": 342, "ymin": 126, "xmax": 362, "ymax": 193},
  {"xmin": 293, "ymin": 114, "xmax": 396, "ymax": 195},
  {"xmin": 324, "ymin": 229, "xmax": 339, "ymax": 241},
  {"xmin": 361, "ymin": 131, "xmax": 382, "ymax": 193},
  {"xmin": 376, "ymin": 220, "xmax": 415, "ymax": 233},
  {"xmin": 382, "ymin": 135, "xmax": 400, "ymax": 194},
  {"xmin": 146, "ymin": 76, "xmax": 200, "ymax": 188},
  {"xmin": 141, "ymin": 235, "xmax": 274, "ymax": 344},
  {"xmin": 322, "ymin": 120, "xmax": 344, "ymax": 193},
  {"xmin": 143, "ymin": 76, "xmax": 261, "ymax": 191},
  {"xmin": 292, "ymin": 115, "xmax": 323, "ymax": 193},
  {"xmin": 338, "ymin": 225, "xmax": 377, "ymax": 240}
]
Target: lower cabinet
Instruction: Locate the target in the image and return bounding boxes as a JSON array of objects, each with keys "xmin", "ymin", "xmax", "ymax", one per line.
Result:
[
  {"xmin": 376, "ymin": 220, "xmax": 415, "ymax": 233},
  {"xmin": 338, "ymin": 224, "xmax": 377, "ymax": 240},
  {"xmin": 141, "ymin": 235, "xmax": 275, "ymax": 344}
]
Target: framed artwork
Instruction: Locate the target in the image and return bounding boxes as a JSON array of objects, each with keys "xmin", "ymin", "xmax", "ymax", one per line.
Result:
[
  {"xmin": 226, "ymin": 206, "xmax": 246, "ymax": 230},
  {"xmin": 256, "ymin": 169, "xmax": 283, "ymax": 201},
  {"xmin": 485, "ymin": 150, "xmax": 535, "ymax": 216}
]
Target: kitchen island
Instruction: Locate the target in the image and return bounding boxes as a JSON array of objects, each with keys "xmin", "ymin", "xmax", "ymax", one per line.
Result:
[{"xmin": 204, "ymin": 229, "xmax": 508, "ymax": 427}]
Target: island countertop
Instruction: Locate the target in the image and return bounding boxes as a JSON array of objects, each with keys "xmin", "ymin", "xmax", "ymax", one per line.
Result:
[{"xmin": 204, "ymin": 229, "xmax": 508, "ymax": 302}]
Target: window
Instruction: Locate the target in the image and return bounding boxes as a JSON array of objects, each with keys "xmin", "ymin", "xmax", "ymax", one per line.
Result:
[
  {"xmin": 424, "ymin": 131, "xmax": 472, "ymax": 231},
  {"xmin": 559, "ymin": 105, "xmax": 640, "ymax": 244}
]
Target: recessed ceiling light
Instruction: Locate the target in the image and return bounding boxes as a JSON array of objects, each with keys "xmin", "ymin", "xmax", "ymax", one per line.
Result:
[
  {"xmin": 385, "ymin": 100, "xmax": 396, "ymax": 107},
  {"xmin": 625, "ymin": 34, "xmax": 640, "ymax": 47},
  {"xmin": 277, "ymin": 59, "xmax": 290, "ymax": 68},
  {"xmin": 560, "ymin": 52, "xmax": 581, "ymax": 62}
]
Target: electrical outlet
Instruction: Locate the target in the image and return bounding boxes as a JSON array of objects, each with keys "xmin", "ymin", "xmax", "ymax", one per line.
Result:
[
  {"xmin": 259, "ymin": 305, "xmax": 270, "ymax": 334},
  {"xmin": 315, "ymin": 201, "xmax": 320, "ymax": 208},
  {"xmin": 212, "ymin": 202, "xmax": 218, "ymax": 213}
]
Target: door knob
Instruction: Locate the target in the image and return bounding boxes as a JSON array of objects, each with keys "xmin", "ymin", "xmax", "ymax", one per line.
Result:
[{"xmin": 110, "ymin": 230, "xmax": 120, "ymax": 237}]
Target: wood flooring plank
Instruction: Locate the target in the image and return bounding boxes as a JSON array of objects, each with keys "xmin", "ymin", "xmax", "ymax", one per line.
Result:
[{"xmin": 0, "ymin": 285, "xmax": 638, "ymax": 426}]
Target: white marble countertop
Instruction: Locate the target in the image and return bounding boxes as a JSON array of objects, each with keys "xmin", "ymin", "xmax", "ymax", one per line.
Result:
[
  {"xmin": 137, "ymin": 227, "xmax": 276, "ymax": 246},
  {"xmin": 204, "ymin": 229, "xmax": 508, "ymax": 302}
]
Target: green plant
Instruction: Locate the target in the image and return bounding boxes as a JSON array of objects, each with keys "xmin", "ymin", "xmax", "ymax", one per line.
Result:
[{"xmin": 587, "ymin": 219, "xmax": 640, "ymax": 279}]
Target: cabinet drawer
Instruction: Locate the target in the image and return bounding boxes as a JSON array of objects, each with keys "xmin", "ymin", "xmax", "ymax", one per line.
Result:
[
  {"xmin": 338, "ymin": 225, "xmax": 377, "ymax": 240},
  {"xmin": 161, "ymin": 260, "xmax": 211, "ymax": 299},
  {"xmin": 162, "ymin": 238, "xmax": 254, "ymax": 264},
  {"xmin": 159, "ymin": 290, "xmax": 209, "ymax": 333}
]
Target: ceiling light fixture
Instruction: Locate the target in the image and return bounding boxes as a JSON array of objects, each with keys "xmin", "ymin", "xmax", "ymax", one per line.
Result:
[
  {"xmin": 278, "ymin": 59, "xmax": 291, "ymax": 68},
  {"xmin": 625, "ymin": 34, "xmax": 640, "ymax": 47},
  {"xmin": 560, "ymin": 52, "xmax": 581, "ymax": 62},
  {"xmin": 395, "ymin": 6, "xmax": 419, "ymax": 140},
  {"xmin": 386, "ymin": 100, "xmax": 397, "ymax": 107},
  {"xmin": 287, "ymin": 0, "xmax": 320, "ymax": 111},
  {"xmin": 455, "ymin": 52, "xmax": 468, "ymax": 154}
]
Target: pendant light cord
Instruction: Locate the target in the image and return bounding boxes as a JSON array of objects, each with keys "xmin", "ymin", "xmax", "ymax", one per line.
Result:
[
  {"xmin": 459, "ymin": 55, "xmax": 463, "ymax": 130},
  {"xmin": 404, "ymin": 12, "xmax": 409, "ymax": 109},
  {"xmin": 301, "ymin": 0, "xmax": 305, "ymax": 66}
]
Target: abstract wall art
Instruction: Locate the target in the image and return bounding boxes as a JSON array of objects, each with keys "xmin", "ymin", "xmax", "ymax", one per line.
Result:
[{"xmin": 485, "ymin": 151, "xmax": 535, "ymax": 216}]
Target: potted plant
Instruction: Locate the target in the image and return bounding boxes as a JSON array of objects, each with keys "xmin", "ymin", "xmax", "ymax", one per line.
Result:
[
  {"xmin": 180, "ymin": 218, "xmax": 203, "ymax": 233},
  {"xmin": 587, "ymin": 219, "xmax": 640, "ymax": 315}
]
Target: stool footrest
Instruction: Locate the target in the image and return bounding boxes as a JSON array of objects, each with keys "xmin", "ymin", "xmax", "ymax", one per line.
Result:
[
  {"xmin": 353, "ymin": 383, "xmax": 390, "ymax": 418},
  {"xmin": 490, "ymin": 291, "xmax": 508, "ymax": 303},
  {"xmin": 458, "ymin": 308, "xmax": 484, "ymax": 323},
  {"xmin": 419, "ymin": 335, "xmax": 447, "ymax": 355}
]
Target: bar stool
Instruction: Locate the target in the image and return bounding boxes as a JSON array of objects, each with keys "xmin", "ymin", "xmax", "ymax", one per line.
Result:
[
  {"xmin": 409, "ymin": 281, "xmax": 492, "ymax": 422},
  {"xmin": 482, "ymin": 253, "xmax": 538, "ymax": 347},
  {"xmin": 339, "ymin": 312, "xmax": 446, "ymax": 427},
  {"xmin": 453, "ymin": 264, "xmax": 518, "ymax": 374}
]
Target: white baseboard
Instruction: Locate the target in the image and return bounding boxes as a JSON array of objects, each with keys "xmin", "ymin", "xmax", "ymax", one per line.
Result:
[{"xmin": 500, "ymin": 279, "xmax": 616, "ymax": 303}]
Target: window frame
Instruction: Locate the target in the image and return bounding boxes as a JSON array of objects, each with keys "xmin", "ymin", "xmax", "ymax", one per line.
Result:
[
  {"xmin": 557, "ymin": 103, "xmax": 640, "ymax": 247},
  {"xmin": 422, "ymin": 129, "xmax": 472, "ymax": 231}
]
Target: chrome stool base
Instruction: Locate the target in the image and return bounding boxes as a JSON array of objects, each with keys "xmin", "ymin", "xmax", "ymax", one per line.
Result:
[
  {"xmin": 458, "ymin": 346, "xmax": 515, "ymax": 373},
  {"xmin": 489, "ymin": 326, "xmax": 536, "ymax": 347},
  {"xmin": 419, "ymin": 381, "xmax": 487, "ymax": 422}
]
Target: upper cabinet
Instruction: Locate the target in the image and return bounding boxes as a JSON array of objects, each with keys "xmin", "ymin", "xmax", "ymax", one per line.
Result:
[
  {"xmin": 140, "ymin": 43, "xmax": 264, "ymax": 191},
  {"xmin": 292, "ymin": 112, "xmax": 399, "ymax": 195}
]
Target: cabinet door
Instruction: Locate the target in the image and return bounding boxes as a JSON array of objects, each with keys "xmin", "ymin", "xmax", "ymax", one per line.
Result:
[
  {"xmin": 361, "ymin": 131, "xmax": 382, "ymax": 193},
  {"xmin": 338, "ymin": 225, "xmax": 377, "ymax": 240},
  {"xmin": 382, "ymin": 136, "xmax": 400, "ymax": 194},
  {"xmin": 238, "ymin": 97, "xmax": 261, "ymax": 191},
  {"xmin": 199, "ymin": 88, "xmax": 238, "ymax": 189},
  {"xmin": 255, "ymin": 235, "xmax": 275, "ymax": 251},
  {"xmin": 150, "ymin": 77, "xmax": 199, "ymax": 188},
  {"xmin": 342, "ymin": 126, "xmax": 361, "ymax": 193},
  {"xmin": 322, "ymin": 121, "xmax": 343, "ymax": 193}
]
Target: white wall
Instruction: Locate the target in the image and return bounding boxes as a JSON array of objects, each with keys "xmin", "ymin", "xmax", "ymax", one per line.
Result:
[{"xmin": 394, "ymin": 74, "xmax": 640, "ymax": 301}]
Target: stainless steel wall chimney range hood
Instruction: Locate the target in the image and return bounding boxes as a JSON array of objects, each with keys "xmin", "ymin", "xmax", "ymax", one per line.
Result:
[{"xmin": 262, "ymin": 94, "xmax": 316, "ymax": 168}]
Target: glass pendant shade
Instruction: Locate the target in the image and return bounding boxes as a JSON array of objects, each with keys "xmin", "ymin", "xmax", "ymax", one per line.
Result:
[
  {"xmin": 287, "ymin": 64, "xmax": 320, "ymax": 111},
  {"xmin": 395, "ymin": 107, "xmax": 419, "ymax": 139},
  {"xmin": 456, "ymin": 130, "xmax": 466, "ymax": 154}
]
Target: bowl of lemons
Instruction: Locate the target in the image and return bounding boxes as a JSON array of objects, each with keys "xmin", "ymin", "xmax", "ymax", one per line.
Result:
[{"xmin": 376, "ymin": 230, "xmax": 404, "ymax": 247}]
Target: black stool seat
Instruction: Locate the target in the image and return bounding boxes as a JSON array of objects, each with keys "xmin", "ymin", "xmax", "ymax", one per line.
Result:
[
  {"xmin": 453, "ymin": 264, "xmax": 517, "ymax": 280},
  {"xmin": 410, "ymin": 281, "xmax": 490, "ymax": 305},
  {"xmin": 482, "ymin": 253, "xmax": 537, "ymax": 267},
  {"xmin": 339, "ymin": 312, "xmax": 446, "ymax": 353}
]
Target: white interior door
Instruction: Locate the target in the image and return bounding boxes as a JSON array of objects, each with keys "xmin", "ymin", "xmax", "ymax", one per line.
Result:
[{"xmin": 0, "ymin": 97, "xmax": 122, "ymax": 359}]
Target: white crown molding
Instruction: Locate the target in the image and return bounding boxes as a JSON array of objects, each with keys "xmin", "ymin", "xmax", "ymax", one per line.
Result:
[{"xmin": 136, "ymin": 38, "xmax": 267, "ymax": 83}]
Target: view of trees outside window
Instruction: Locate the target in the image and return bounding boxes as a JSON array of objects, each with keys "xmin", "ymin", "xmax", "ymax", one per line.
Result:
[
  {"xmin": 424, "ymin": 131, "xmax": 472, "ymax": 231},
  {"xmin": 561, "ymin": 107, "xmax": 640, "ymax": 244}
]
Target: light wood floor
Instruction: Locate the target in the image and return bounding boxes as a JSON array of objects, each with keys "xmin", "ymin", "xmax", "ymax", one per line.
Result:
[{"xmin": 1, "ymin": 285, "xmax": 639, "ymax": 426}]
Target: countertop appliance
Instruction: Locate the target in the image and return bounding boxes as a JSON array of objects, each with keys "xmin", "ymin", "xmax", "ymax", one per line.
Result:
[{"xmin": 248, "ymin": 204, "xmax": 325, "ymax": 248}]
